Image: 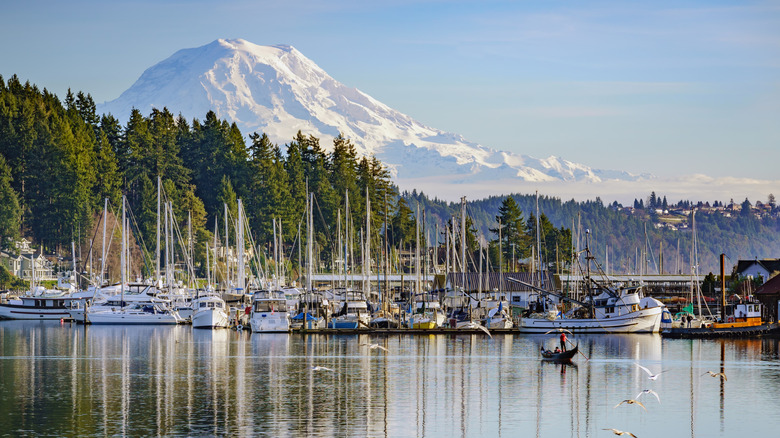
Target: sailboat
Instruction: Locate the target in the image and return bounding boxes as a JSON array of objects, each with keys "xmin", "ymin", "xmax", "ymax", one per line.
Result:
[
  {"xmin": 86, "ymin": 196, "xmax": 182, "ymax": 325},
  {"xmin": 516, "ymin": 230, "xmax": 666, "ymax": 334}
]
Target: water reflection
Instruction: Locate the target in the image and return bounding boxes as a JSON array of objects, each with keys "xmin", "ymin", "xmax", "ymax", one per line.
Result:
[{"xmin": 1, "ymin": 322, "xmax": 779, "ymax": 437}]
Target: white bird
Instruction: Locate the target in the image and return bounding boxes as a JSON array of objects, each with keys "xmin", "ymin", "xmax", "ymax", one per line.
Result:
[
  {"xmin": 602, "ymin": 428, "xmax": 638, "ymax": 437},
  {"xmin": 635, "ymin": 389, "xmax": 661, "ymax": 404},
  {"xmin": 311, "ymin": 365, "xmax": 335, "ymax": 372},
  {"xmin": 360, "ymin": 343, "xmax": 389, "ymax": 352},
  {"xmin": 635, "ymin": 363, "xmax": 667, "ymax": 380},
  {"xmin": 544, "ymin": 328, "xmax": 573, "ymax": 335},
  {"xmin": 477, "ymin": 324, "xmax": 493, "ymax": 338},
  {"xmin": 614, "ymin": 399, "xmax": 647, "ymax": 411},
  {"xmin": 702, "ymin": 371, "xmax": 727, "ymax": 381}
]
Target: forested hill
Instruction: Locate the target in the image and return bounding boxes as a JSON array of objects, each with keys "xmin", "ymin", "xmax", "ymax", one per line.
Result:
[
  {"xmin": 402, "ymin": 191, "xmax": 780, "ymax": 276},
  {"xmin": 0, "ymin": 74, "xmax": 777, "ymax": 280}
]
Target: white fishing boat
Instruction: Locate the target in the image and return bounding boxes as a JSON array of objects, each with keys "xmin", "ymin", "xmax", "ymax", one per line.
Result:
[
  {"xmin": 249, "ymin": 290, "xmax": 290, "ymax": 332},
  {"xmin": 515, "ymin": 231, "xmax": 666, "ymax": 334},
  {"xmin": 191, "ymin": 293, "xmax": 229, "ymax": 329}
]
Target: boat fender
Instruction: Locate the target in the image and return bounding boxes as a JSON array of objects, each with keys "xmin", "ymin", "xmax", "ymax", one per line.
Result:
[{"xmin": 236, "ymin": 324, "xmax": 243, "ymax": 331}]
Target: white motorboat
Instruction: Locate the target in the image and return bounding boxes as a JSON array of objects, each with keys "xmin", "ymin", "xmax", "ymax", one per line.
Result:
[
  {"xmin": 0, "ymin": 294, "xmax": 77, "ymax": 320},
  {"xmin": 249, "ymin": 290, "xmax": 290, "ymax": 333},
  {"xmin": 191, "ymin": 294, "xmax": 229, "ymax": 329}
]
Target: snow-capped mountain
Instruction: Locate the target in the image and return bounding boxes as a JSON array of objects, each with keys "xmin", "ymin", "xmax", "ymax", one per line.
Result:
[{"xmin": 98, "ymin": 38, "xmax": 648, "ymax": 191}]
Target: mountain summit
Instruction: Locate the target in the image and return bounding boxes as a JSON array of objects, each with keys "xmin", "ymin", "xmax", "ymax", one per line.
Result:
[{"xmin": 99, "ymin": 38, "xmax": 646, "ymax": 191}]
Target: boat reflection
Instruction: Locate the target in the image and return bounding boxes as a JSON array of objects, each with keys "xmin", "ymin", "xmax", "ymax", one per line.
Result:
[{"xmin": 1, "ymin": 322, "xmax": 779, "ymax": 437}]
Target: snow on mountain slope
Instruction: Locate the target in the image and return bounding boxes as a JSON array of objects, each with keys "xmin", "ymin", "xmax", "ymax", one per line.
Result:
[{"xmin": 98, "ymin": 38, "xmax": 649, "ymax": 188}]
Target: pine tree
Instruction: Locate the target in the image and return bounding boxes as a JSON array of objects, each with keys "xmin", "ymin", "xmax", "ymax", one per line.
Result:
[{"xmin": 0, "ymin": 154, "xmax": 21, "ymax": 248}]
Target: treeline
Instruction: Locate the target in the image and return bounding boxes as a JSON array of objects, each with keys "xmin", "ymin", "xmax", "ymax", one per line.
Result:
[
  {"xmin": 402, "ymin": 191, "xmax": 780, "ymax": 275},
  {"xmin": 0, "ymin": 75, "xmax": 431, "ymax": 279}
]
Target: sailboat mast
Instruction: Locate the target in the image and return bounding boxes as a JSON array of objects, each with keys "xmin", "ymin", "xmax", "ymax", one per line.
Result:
[
  {"xmin": 224, "ymin": 204, "xmax": 229, "ymax": 289},
  {"xmin": 100, "ymin": 197, "xmax": 108, "ymax": 287},
  {"xmin": 536, "ymin": 190, "xmax": 542, "ymax": 287},
  {"xmin": 156, "ymin": 176, "xmax": 161, "ymax": 287},
  {"xmin": 307, "ymin": 193, "xmax": 313, "ymax": 293},
  {"xmin": 237, "ymin": 199, "xmax": 245, "ymax": 293},
  {"xmin": 120, "ymin": 196, "xmax": 126, "ymax": 305},
  {"xmin": 460, "ymin": 196, "xmax": 466, "ymax": 294}
]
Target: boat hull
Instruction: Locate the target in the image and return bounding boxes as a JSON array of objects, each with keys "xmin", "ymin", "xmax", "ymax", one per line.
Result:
[
  {"xmin": 0, "ymin": 304, "xmax": 71, "ymax": 320},
  {"xmin": 662, "ymin": 322, "xmax": 780, "ymax": 338},
  {"xmin": 518, "ymin": 307, "xmax": 663, "ymax": 334},
  {"xmin": 250, "ymin": 313, "xmax": 290, "ymax": 332},
  {"xmin": 192, "ymin": 308, "xmax": 229, "ymax": 329},
  {"xmin": 86, "ymin": 309, "xmax": 181, "ymax": 325},
  {"xmin": 541, "ymin": 345, "xmax": 579, "ymax": 362}
]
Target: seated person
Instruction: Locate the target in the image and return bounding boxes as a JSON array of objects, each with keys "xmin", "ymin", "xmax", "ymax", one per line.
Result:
[{"xmin": 554, "ymin": 347, "xmax": 561, "ymax": 353}]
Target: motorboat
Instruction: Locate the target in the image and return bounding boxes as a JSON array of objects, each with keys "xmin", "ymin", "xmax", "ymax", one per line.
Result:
[
  {"xmin": 249, "ymin": 290, "xmax": 290, "ymax": 333},
  {"xmin": 0, "ymin": 294, "xmax": 77, "ymax": 320},
  {"xmin": 191, "ymin": 293, "xmax": 229, "ymax": 329},
  {"xmin": 328, "ymin": 290, "xmax": 371, "ymax": 329}
]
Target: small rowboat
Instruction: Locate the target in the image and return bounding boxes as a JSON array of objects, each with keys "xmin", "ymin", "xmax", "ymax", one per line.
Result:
[{"xmin": 541, "ymin": 344, "xmax": 578, "ymax": 362}]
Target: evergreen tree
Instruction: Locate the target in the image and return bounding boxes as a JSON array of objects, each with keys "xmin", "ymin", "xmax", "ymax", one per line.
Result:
[{"xmin": 0, "ymin": 154, "xmax": 21, "ymax": 248}]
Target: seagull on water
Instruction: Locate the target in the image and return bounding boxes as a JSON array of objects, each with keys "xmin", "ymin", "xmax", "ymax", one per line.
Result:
[
  {"xmin": 702, "ymin": 371, "xmax": 727, "ymax": 381},
  {"xmin": 311, "ymin": 365, "xmax": 335, "ymax": 372},
  {"xmin": 635, "ymin": 363, "xmax": 667, "ymax": 380},
  {"xmin": 635, "ymin": 389, "xmax": 661, "ymax": 404},
  {"xmin": 602, "ymin": 428, "xmax": 638, "ymax": 437},
  {"xmin": 614, "ymin": 399, "xmax": 647, "ymax": 411},
  {"xmin": 360, "ymin": 343, "xmax": 389, "ymax": 352}
]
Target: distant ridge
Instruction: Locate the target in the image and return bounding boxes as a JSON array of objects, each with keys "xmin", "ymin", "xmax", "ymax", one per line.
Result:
[{"xmin": 98, "ymin": 38, "xmax": 650, "ymax": 191}]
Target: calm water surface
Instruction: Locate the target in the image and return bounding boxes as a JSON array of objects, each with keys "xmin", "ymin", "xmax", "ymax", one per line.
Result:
[{"xmin": 1, "ymin": 321, "xmax": 779, "ymax": 437}]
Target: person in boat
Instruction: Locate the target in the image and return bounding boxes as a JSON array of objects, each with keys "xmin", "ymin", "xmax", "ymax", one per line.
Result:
[
  {"xmin": 560, "ymin": 332, "xmax": 567, "ymax": 352},
  {"xmin": 554, "ymin": 347, "xmax": 561, "ymax": 353}
]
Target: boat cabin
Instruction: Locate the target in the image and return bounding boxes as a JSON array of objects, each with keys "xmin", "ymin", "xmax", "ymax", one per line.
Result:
[{"xmin": 724, "ymin": 302, "xmax": 762, "ymax": 323}]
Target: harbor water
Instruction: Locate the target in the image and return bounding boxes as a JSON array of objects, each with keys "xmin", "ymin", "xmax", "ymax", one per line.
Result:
[{"xmin": 1, "ymin": 321, "xmax": 779, "ymax": 437}]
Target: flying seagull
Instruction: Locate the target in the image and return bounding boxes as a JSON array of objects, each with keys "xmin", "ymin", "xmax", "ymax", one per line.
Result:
[
  {"xmin": 476, "ymin": 324, "xmax": 493, "ymax": 338},
  {"xmin": 614, "ymin": 399, "xmax": 647, "ymax": 411},
  {"xmin": 635, "ymin": 389, "xmax": 661, "ymax": 404},
  {"xmin": 311, "ymin": 365, "xmax": 335, "ymax": 372},
  {"xmin": 544, "ymin": 328, "xmax": 573, "ymax": 335},
  {"xmin": 635, "ymin": 363, "xmax": 667, "ymax": 380},
  {"xmin": 602, "ymin": 429, "xmax": 638, "ymax": 437},
  {"xmin": 702, "ymin": 371, "xmax": 727, "ymax": 381},
  {"xmin": 360, "ymin": 343, "xmax": 389, "ymax": 352}
]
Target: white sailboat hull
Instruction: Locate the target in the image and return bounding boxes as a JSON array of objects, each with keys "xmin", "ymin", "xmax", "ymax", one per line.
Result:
[
  {"xmin": 87, "ymin": 308, "xmax": 182, "ymax": 325},
  {"xmin": 517, "ymin": 307, "xmax": 663, "ymax": 333}
]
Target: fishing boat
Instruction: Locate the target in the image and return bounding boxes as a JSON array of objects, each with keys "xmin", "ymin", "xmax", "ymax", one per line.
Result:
[
  {"xmin": 541, "ymin": 344, "xmax": 579, "ymax": 362},
  {"xmin": 515, "ymin": 231, "xmax": 666, "ymax": 334},
  {"xmin": 249, "ymin": 290, "xmax": 290, "ymax": 333},
  {"xmin": 662, "ymin": 254, "xmax": 780, "ymax": 338}
]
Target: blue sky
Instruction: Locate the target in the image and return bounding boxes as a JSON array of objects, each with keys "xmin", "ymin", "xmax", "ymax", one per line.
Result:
[{"xmin": 2, "ymin": 0, "xmax": 779, "ymax": 184}]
